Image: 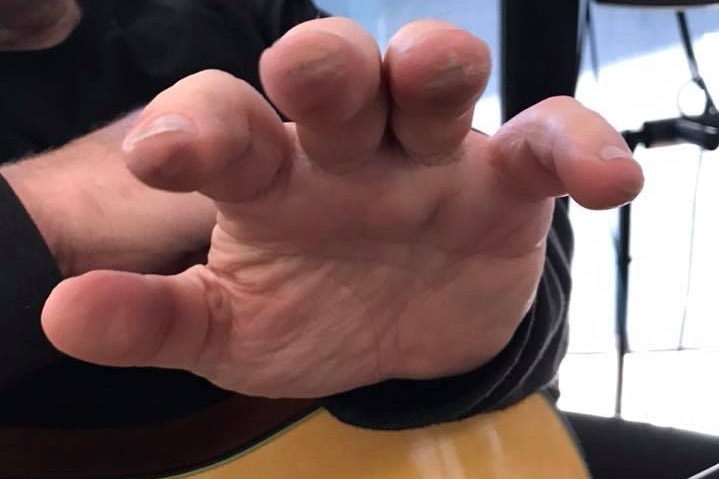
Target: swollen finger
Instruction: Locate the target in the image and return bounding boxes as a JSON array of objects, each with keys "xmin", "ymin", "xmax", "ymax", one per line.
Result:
[
  {"xmin": 260, "ymin": 17, "xmax": 386, "ymax": 172},
  {"xmin": 122, "ymin": 69, "xmax": 292, "ymax": 203},
  {"xmin": 486, "ymin": 96, "xmax": 644, "ymax": 209},
  {"xmin": 385, "ymin": 20, "xmax": 491, "ymax": 162}
]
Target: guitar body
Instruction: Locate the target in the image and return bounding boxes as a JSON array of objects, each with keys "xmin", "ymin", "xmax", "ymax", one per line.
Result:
[
  {"xmin": 0, "ymin": 393, "xmax": 590, "ymax": 479},
  {"xmin": 187, "ymin": 394, "xmax": 591, "ymax": 479}
]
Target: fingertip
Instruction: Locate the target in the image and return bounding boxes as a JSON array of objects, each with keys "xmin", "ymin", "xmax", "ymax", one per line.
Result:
[
  {"xmin": 41, "ymin": 271, "xmax": 174, "ymax": 367},
  {"xmin": 383, "ymin": 21, "xmax": 490, "ymax": 160},
  {"xmin": 121, "ymin": 72, "xmax": 250, "ymax": 192},
  {"xmin": 41, "ymin": 275, "xmax": 85, "ymax": 353},
  {"xmin": 385, "ymin": 21, "xmax": 491, "ymax": 116},
  {"xmin": 119, "ymin": 69, "xmax": 290, "ymax": 201},
  {"xmin": 490, "ymin": 96, "xmax": 645, "ymax": 209},
  {"xmin": 260, "ymin": 18, "xmax": 381, "ymax": 124},
  {"xmin": 600, "ymin": 148, "xmax": 645, "ymax": 204},
  {"xmin": 555, "ymin": 127, "xmax": 645, "ymax": 209},
  {"xmin": 569, "ymin": 156, "xmax": 645, "ymax": 209},
  {"xmin": 261, "ymin": 33, "xmax": 355, "ymax": 121}
]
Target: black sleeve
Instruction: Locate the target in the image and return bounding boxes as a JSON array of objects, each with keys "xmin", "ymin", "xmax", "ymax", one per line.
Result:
[
  {"xmin": 0, "ymin": 175, "xmax": 63, "ymax": 389},
  {"xmin": 112, "ymin": 0, "xmax": 270, "ymax": 94},
  {"xmin": 323, "ymin": 200, "xmax": 573, "ymax": 429},
  {"xmin": 110, "ymin": 0, "xmax": 328, "ymax": 105}
]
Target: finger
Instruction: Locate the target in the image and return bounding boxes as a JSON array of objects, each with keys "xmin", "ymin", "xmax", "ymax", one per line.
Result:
[
  {"xmin": 486, "ymin": 96, "xmax": 644, "ymax": 209},
  {"xmin": 260, "ymin": 17, "xmax": 386, "ymax": 171},
  {"xmin": 41, "ymin": 268, "xmax": 213, "ymax": 372},
  {"xmin": 122, "ymin": 69, "xmax": 292, "ymax": 203},
  {"xmin": 384, "ymin": 20, "xmax": 490, "ymax": 162}
]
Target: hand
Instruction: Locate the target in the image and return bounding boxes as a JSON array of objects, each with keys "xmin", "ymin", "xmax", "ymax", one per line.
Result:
[
  {"xmin": 42, "ymin": 19, "xmax": 643, "ymax": 398},
  {"xmin": 1, "ymin": 113, "xmax": 217, "ymax": 277}
]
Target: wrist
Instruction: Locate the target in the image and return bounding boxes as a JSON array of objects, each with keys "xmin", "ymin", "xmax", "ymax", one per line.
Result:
[
  {"xmin": 1, "ymin": 112, "xmax": 145, "ymax": 277},
  {"xmin": 1, "ymin": 155, "xmax": 81, "ymax": 277},
  {"xmin": 2, "ymin": 111, "xmax": 215, "ymax": 278}
]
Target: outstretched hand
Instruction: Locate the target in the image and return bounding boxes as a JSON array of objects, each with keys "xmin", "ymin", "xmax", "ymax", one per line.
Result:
[{"xmin": 42, "ymin": 18, "xmax": 643, "ymax": 398}]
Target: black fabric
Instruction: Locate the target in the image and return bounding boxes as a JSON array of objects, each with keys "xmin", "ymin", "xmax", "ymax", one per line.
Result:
[
  {"xmin": 0, "ymin": 0, "xmax": 331, "ymax": 163},
  {"xmin": 246, "ymin": 0, "xmax": 329, "ymax": 46},
  {"xmin": 0, "ymin": 0, "xmax": 572, "ymax": 431},
  {"xmin": 0, "ymin": 176, "xmax": 63, "ymax": 386},
  {"xmin": 0, "ymin": 0, "xmax": 279, "ymax": 162},
  {"xmin": 567, "ymin": 412, "xmax": 719, "ymax": 479},
  {"xmin": 0, "ymin": 363, "xmax": 231, "ymax": 428}
]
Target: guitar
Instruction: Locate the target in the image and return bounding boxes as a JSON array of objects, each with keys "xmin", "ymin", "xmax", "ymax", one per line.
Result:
[{"xmin": 0, "ymin": 393, "xmax": 590, "ymax": 479}]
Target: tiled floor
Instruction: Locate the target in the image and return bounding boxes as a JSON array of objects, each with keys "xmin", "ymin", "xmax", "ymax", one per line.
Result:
[
  {"xmin": 559, "ymin": 351, "xmax": 719, "ymax": 436},
  {"xmin": 317, "ymin": 0, "xmax": 719, "ymax": 435}
]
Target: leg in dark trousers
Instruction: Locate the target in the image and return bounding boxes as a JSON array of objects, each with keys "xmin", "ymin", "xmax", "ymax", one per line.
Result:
[{"xmin": 566, "ymin": 412, "xmax": 719, "ymax": 479}]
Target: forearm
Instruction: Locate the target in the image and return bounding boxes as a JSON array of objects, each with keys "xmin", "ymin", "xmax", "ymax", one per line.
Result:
[
  {"xmin": 0, "ymin": 113, "xmax": 139, "ymax": 276},
  {"xmin": 1, "ymin": 111, "xmax": 216, "ymax": 277}
]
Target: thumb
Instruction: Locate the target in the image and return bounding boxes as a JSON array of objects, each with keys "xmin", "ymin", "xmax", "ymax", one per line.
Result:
[
  {"xmin": 41, "ymin": 268, "xmax": 214, "ymax": 372},
  {"xmin": 487, "ymin": 96, "xmax": 644, "ymax": 209}
]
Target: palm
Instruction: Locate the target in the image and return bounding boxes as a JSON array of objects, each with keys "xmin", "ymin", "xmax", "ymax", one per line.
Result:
[
  {"xmin": 42, "ymin": 18, "xmax": 642, "ymax": 399},
  {"xmin": 198, "ymin": 134, "xmax": 550, "ymax": 396}
]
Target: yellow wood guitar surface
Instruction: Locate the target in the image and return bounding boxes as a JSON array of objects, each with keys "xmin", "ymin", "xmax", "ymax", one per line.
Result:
[
  {"xmin": 0, "ymin": 393, "xmax": 590, "ymax": 479},
  {"xmin": 181, "ymin": 393, "xmax": 590, "ymax": 479}
]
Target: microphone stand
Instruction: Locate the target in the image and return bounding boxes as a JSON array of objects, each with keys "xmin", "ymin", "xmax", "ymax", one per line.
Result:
[{"xmin": 614, "ymin": 110, "xmax": 719, "ymax": 416}]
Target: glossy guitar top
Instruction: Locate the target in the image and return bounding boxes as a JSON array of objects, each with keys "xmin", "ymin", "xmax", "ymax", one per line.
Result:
[{"xmin": 185, "ymin": 393, "xmax": 591, "ymax": 479}]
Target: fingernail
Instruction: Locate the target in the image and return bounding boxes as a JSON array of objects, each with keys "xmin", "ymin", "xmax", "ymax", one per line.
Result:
[
  {"xmin": 600, "ymin": 145, "xmax": 634, "ymax": 162},
  {"xmin": 122, "ymin": 114, "xmax": 197, "ymax": 153}
]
